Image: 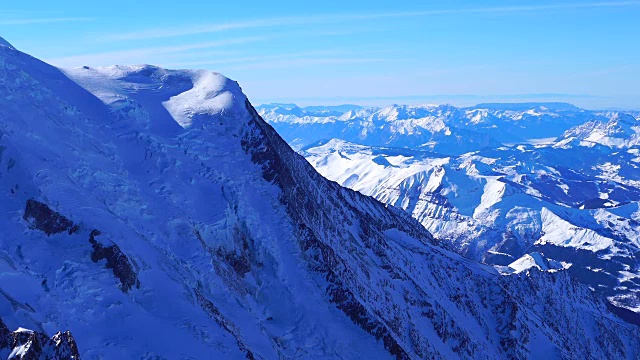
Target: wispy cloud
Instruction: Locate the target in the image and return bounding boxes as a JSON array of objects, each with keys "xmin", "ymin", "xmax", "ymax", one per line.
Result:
[
  {"xmin": 102, "ymin": 18, "xmax": 298, "ymax": 41},
  {"xmin": 161, "ymin": 49, "xmax": 357, "ymax": 68},
  {"xmin": 159, "ymin": 48, "xmax": 396, "ymax": 72},
  {"xmin": 102, "ymin": 18, "xmax": 368, "ymax": 41},
  {"xmin": 222, "ymin": 57, "xmax": 389, "ymax": 72},
  {"xmin": 46, "ymin": 37, "xmax": 263, "ymax": 68},
  {"xmin": 102, "ymin": 1, "xmax": 640, "ymax": 41},
  {"xmin": 0, "ymin": 17, "xmax": 92, "ymax": 25},
  {"xmin": 391, "ymin": 1, "xmax": 640, "ymax": 16}
]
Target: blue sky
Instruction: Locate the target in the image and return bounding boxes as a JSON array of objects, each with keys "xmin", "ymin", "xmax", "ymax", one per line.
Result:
[{"xmin": 1, "ymin": 0, "xmax": 639, "ymax": 109}]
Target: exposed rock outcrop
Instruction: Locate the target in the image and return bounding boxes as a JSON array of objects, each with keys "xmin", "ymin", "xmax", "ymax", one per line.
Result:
[
  {"xmin": 89, "ymin": 230, "xmax": 140, "ymax": 293},
  {"xmin": 0, "ymin": 319, "xmax": 80, "ymax": 360},
  {"xmin": 23, "ymin": 199, "xmax": 79, "ymax": 236}
]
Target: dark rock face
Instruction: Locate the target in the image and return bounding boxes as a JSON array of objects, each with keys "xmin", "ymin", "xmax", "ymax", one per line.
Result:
[
  {"xmin": 217, "ymin": 223, "xmax": 255, "ymax": 278},
  {"xmin": 23, "ymin": 199, "xmax": 79, "ymax": 236},
  {"xmin": 22, "ymin": 199, "xmax": 139, "ymax": 294},
  {"xmin": 88, "ymin": 230, "xmax": 140, "ymax": 293},
  {"xmin": 0, "ymin": 320, "xmax": 11, "ymax": 352},
  {"xmin": 194, "ymin": 289, "xmax": 255, "ymax": 360},
  {"xmin": 296, "ymin": 224, "xmax": 410, "ymax": 360},
  {"xmin": 0, "ymin": 319, "xmax": 80, "ymax": 359},
  {"xmin": 242, "ymin": 100, "xmax": 424, "ymax": 359},
  {"xmin": 50, "ymin": 331, "xmax": 80, "ymax": 360}
]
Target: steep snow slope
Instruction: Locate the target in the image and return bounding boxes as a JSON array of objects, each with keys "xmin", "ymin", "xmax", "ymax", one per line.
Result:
[{"xmin": 0, "ymin": 41, "xmax": 639, "ymax": 359}]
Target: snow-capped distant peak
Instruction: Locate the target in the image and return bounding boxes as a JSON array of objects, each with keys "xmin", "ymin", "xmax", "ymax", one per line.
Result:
[
  {"xmin": 557, "ymin": 114, "xmax": 640, "ymax": 148},
  {"xmin": 506, "ymin": 252, "xmax": 570, "ymax": 273},
  {"xmin": 15, "ymin": 327, "xmax": 34, "ymax": 333}
]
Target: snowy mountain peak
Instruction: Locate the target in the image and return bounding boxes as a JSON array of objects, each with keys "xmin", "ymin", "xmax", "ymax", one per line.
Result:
[
  {"xmin": 471, "ymin": 102, "xmax": 581, "ymax": 112},
  {"xmin": 375, "ymin": 103, "xmax": 453, "ymax": 121},
  {"xmin": 558, "ymin": 113, "xmax": 640, "ymax": 148},
  {"xmin": 0, "ymin": 320, "xmax": 80, "ymax": 359},
  {"xmin": 64, "ymin": 65, "xmax": 249, "ymax": 130},
  {"xmin": 162, "ymin": 70, "xmax": 248, "ymax": 128},
  {"xmin": 0, "ymin": 37, "xmax": 15, "ymax": 50},
  {"xmin": 507, "ymin": 252, "xmax": 570, "ymax": 273}
]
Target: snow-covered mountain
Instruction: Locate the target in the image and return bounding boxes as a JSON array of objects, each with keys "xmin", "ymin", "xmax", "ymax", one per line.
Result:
[
  {"xmin": 0, "ymin": 319, "xmax": 80, "ymax": 359},
  {"xmin": 291, "ymin": 106, "xmax": 640, "ymax": 314},
  {"xmin": 555, "ymin": 112, "xmax": 640, "ymax": 148},
  {"xmin": 257, "ymin": 102, "xmax": 625, "ymax": 154},
  {"xmin": 257, "ymin": 103, "xmax": 501, "ymax": 154},
  {"xmin": 1, "ymin": 37, "xmax": 640, "ymax": 359}
]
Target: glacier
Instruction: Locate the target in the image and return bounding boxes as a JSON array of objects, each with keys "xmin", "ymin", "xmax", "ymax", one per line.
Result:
[{"xmin": 0, "ymin": 37, "xmax": 639, "ymax": 359}]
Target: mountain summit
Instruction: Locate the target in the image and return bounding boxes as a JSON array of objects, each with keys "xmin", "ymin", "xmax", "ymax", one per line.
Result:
[{"xmin": 0, "ymin": 39, "xmax": 639, "ymax": 359}]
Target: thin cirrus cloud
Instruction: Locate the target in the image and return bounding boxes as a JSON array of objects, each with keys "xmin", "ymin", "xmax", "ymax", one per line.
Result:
[
  {"xmin": 160, "ymin": 49, "xmax": 351, "ymax": 68},
  {"xmin": 47, "ymin": 27, "xmax": 370, "ymax": 69},
  {"xmin": 101, "ymin": 1, "xmax": 640, "ymax": 41},
  {"xmin": 100, "ymin": 18, "xmax": 368, "ymax": 41},
  {"xmin": 46, "ymin": 37, "xmax": 265, "ymax": 68},
  {"xmin": 0, "ymin": 17, "xmax": 92, "ymax": 25},
  {"xmin": 222, "ymin": 57, "xmax": 389, "ymax": 72}
]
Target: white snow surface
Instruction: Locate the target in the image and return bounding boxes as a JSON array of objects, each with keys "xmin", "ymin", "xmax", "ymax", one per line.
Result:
[
  {"xmin": 507, "ymin": 252, "xmax": 570, "ymax": 273},
  {"xmin": 536, "ymin": 208, "xmax": 614, "ymax": 252}
]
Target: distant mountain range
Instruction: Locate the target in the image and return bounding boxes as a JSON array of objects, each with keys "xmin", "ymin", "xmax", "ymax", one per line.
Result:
[
  {"xmin": 257, "ymin": 102, "xmax": 639, "ymax": 153},
  {"xmin": 258, "ymin": 102, "xmax": 640, "ymax": 316}
]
